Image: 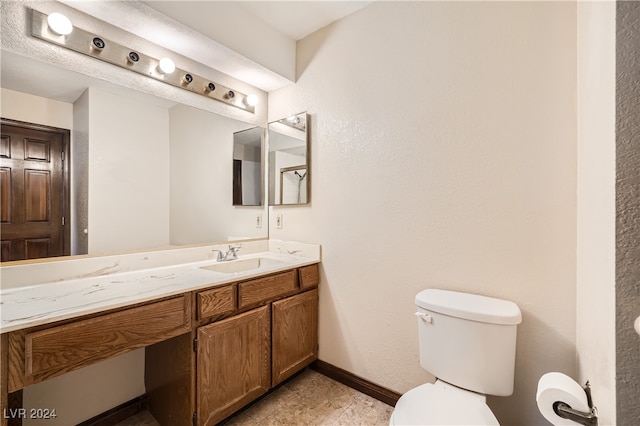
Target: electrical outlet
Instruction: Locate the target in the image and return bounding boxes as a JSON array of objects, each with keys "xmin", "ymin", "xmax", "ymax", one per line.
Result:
[
  {"xmin": 275, "ymin": 214, "xmax": 283, "ymax": 229},
  {"xmin": 256, "ymin": 214, "xmax": 262, "ymax": 228}
]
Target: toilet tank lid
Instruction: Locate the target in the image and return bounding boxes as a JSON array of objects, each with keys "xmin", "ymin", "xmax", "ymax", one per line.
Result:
[{"xmin": 415, "ymin": 289, "xmax": 522, "ymax": 325}]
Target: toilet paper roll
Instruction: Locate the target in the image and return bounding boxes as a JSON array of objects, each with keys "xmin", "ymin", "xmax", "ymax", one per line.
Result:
[{"xmin": 536, "ymin": 372, "xmax": 590, "ymax": 425}]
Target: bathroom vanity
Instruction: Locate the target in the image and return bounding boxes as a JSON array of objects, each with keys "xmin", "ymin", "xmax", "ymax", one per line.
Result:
[{"xmin": 0, "ymin": 240, "xmax": 320, "ymax": 426}]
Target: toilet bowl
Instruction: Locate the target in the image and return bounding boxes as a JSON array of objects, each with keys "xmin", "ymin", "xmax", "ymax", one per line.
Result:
[
  {"xmin": 390, "ymin": 380, "xmax": 499, "ymax": 425},
  {"xmin": 389, "ymin": 289, "xmax": 522, "ymax": 425}
]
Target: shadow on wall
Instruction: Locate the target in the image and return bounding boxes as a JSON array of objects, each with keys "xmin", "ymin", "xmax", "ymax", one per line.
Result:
[
  {"xmin": 295, "ymin": 24, "xmax": 331, "ymax": 80},
  {"xmin": 488, "ymin": 312, "xmax": 577, "ymax": 425},
  {"xmin": 316, "ymin": 263, "xmax": 353, "ymax": 363}
]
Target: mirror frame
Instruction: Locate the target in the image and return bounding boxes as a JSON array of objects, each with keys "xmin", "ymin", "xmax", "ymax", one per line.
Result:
[{"xmin": 268, "ymin": 112, "xmax": 310, "ymax": 206}]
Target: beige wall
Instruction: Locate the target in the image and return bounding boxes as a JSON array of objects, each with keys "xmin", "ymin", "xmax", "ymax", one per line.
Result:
[
  {"xmin": 269, "ymin": 2, "xmax": 577, "ymax": 423},
  {"xmin": 576, "ymin": 1, "xmax": 616, "ymax": 424},
  {"xmin": 22, "ymin": 351, "xmax": 145, "ymax": 426},
  {"xmin": 1, "ymin": 88, "xmax": 72, "ymax": 128},
  {"xmin": 86, "ymin": 87, "xmax": 171, "ymax": 254}
]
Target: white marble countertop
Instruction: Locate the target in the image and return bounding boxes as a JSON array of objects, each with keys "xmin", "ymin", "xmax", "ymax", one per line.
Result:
[{"xmin": 0, "ymin": 240, "xmax": 320, "ymax": 334}]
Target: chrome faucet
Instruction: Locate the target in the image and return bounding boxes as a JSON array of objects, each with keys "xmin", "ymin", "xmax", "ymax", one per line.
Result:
[{"xmin": 212, "ymin": 245, "xmax": 241, "ymax": 261}]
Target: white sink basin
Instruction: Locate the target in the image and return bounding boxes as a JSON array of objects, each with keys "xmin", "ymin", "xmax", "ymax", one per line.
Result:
[{"xmin": 200, "ymin": 257, "xmax": 285, "ymax": 274}]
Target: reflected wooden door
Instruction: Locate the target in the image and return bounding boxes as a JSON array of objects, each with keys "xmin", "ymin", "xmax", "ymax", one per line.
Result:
[{"xmin": 0, "ymin": 119, "xmax": 70, "ymax": 261}]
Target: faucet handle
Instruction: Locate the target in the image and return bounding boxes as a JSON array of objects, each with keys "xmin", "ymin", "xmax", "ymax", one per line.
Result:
[
  {"xmin": 229, "ymin": 245, "xmax": 241, "ymax": 256},
  {"xmin": 212, "ymin": 249, "xmax": 225, "ymax": 261},
  {"xmin": 226, "ymin": 245, "xmax": 241, "ymax": 261}
]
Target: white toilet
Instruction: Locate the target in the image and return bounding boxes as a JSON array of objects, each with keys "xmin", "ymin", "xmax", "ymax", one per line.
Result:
[{"xmin": 390, "ymin": 289, "xmax": 522, "ymax": 425}]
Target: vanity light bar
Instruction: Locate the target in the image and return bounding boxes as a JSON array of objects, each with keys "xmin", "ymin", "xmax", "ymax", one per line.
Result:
[
  {"xmin": 279, "ymin": 113, "xmax": 306, "ymax": 131},
  {"xmin": 30, "ymin": 9, "xmax": 256, "ymax": 113}
]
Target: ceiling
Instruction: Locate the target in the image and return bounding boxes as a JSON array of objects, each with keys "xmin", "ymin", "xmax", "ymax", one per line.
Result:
[{"xmin": 147, "ymin": 1, "xmax": 374, "ymax": 41}]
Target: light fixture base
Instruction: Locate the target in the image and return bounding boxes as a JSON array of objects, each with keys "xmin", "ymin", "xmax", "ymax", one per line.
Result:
[{"xmin": 30, "ymin": 9, "xmax": 256, "ymax": 113}]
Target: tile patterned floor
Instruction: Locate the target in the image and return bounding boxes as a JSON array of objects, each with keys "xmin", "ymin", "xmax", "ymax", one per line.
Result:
[{"xmin": 116, "ymin": 368, "xmax": 394, "ymax": 425}]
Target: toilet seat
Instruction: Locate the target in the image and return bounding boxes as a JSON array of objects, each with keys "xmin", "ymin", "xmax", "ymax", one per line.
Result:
[{"xmin": 390, "ymin": 380, "xmax": 499, "ymax": 425}]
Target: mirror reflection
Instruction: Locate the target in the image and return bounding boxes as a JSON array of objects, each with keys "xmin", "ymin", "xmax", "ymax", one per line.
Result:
[
  {"xmin": 268, "ymin": 112, "xmax": 309, "ymax": 205},
  {"xmin": 169, "ymin": 104, "xmax": 267, "ymax": 246},
  {"xmin": 233, "ymin": 127, "xmax": 263, "ymax": 206},
  {"xmin": 0, "ymin": 53, "xmax": 268, "ymax": 261}
]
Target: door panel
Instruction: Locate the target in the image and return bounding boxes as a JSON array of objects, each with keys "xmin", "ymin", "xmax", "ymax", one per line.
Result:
[
  {"xmin": 0, "ymin": 134, "xmax": 10, "ymax": 158},
  {"xmin": 24, "ymin": 138, "xmax": 51, "ymax": 161},
  {"xmin": 0, "ymin": 119, "xmax": 69, "ymax": 261},
  {"xmin": 25, "ymin": 238, "xmax": 52, "ymax": 260},
  {"xmin": 25, "ymin": 170, "xmax": 51, "ymax": 222},
  {"xmin": 1, "ymin": 241, "xmax": 11, "ymax": 259},
  {"xmin": 0, "ymin": 167, "xmax": 10, "ymax": 223}
]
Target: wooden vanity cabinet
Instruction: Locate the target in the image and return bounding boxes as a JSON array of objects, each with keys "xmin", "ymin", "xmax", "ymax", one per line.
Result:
[
  {"xmin": 1, "ymin": 264, "xmax": 319, "ymax": 426},
  {"xmin": 145, "ymin": 332, "xmax": 195, "ymax": 426},
  {"xmin": 237, "ymin": 270, "xmax": 297, "ymax": 309},
  {"xmin": 191, "ymin": 264, "xmax": 319, "ymax": 426},
  {"xmin": 272, "ymin": 288, "xmax": 319, "ymax": 386},
  {"xmin": 299, "ymin": 264, "xmax": 320, "ymax": 289},
  {"xmin": 7, "ymin": 295, "xmax": 192, "ymax": 392},
  {"xmin": 197, "ymin": 283, "xmax": 236, "ymax": 320},
  {"xmin": 196, "ymin": 306, "xmax": 271, "ymax": 426}
]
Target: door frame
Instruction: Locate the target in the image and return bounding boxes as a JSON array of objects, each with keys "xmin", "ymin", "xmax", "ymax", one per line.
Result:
[{"xmin": 1, "ymin": 117, "xmax": 71, "ymax": 259}]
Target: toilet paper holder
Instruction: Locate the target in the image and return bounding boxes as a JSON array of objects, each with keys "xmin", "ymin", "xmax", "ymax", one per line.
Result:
[{"xmin": 552, "ymin": 381, "xmax": 598, "ymax": 426}]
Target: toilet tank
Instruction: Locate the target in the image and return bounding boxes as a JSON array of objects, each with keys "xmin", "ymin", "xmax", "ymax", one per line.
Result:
[{"xmin": 415, "ymin": 289, "xmax": 522, "ymax": 396}]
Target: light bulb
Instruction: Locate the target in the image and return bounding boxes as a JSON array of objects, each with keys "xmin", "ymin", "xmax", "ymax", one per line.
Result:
[
  {"xmin": 47, "ymin": 13, "xmax": 73, "ymax": 36},
  {"xmin": 158, "ymin": 58, "xmax": 175, "ymax": 74},
  {"xmin": 245, "ymin": 94, "xmax": 259, "ymax": 107}
]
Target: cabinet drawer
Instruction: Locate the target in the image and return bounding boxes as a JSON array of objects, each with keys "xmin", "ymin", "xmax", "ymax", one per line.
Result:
[
  {"xmin": 21, "ymin": 295, "xmax": 191, "ymax": 381},
  {"xmin": 198, "ymin": 285, "xmax": 236, "ymax": 320},
  {"xmin": 238, "ymin": 270, "xmax": 297, "ymax": 309},
  {"xmin": 299, "ymin": 264, "xmax": 319, "ymax": 288}
]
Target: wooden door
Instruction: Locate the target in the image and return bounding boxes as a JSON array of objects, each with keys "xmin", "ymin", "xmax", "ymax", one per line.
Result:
[
  {"xmin": 197, "ymin": 305, "xmax": 270, "ymax": 426},
  {"xmin": 271, "ymin": 288, "xmax": 318, "ymax": 386},
  {"xmin": 0, "ymin": 119, "xmax": 70, "ymax": 261}
]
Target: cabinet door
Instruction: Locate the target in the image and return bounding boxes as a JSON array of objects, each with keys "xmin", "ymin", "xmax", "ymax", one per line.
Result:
[
  {"xmin": 271, "ymin": 289, "xmax": 318, "ymax": 386},
  {"xmin": 197, "ymin": 305, "xmax": 270, "ymax": 426}
]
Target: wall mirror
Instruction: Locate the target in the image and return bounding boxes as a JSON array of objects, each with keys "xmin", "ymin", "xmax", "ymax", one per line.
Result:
[
  {"xmin": 268, "ymin": 112, "xmax": 309, "ymax": 205},
  {"xmin": 0, "ymin": 51, "xmax": 268, "ymax": 261},
  {"xmin": 233, "ymin": 127, "xmax": 263, "ymax": 206}
]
